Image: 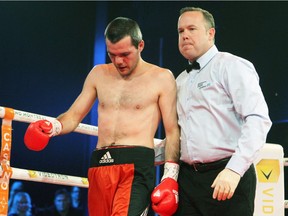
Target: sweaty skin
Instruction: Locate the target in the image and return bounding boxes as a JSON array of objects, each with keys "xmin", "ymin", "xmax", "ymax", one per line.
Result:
[
  {"xmin": 94, "ymin": 63, "xmax": 173, "ymax": 149},
  {"xmin": 57, "ymin": 36, "xmax": 179, "ymax": 161}
]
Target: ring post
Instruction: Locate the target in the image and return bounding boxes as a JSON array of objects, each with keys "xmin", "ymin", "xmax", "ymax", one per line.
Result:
[
  {"xmin": 0, "ymin": 108, "xmax": 14, "ymax": 215},
  {"xmin": 253, "ymin": 143, "xmax": 284, "ymax": 216}
]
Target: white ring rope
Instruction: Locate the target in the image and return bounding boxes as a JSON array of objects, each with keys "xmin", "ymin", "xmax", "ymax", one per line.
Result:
[
  {"xmin": 0, "ymin": 106, "xmax": 164, "ymax": 146},
  {"xmin": 4, "ymin": 167, "xmax": 88, "ymax": 188},
  {"xmin": 283, "ymin": 158, "xmax": 288, "ymax": 167},
  {"xmin": 0, "ymin": 106, "xmax": 165, "ymax": 187}
]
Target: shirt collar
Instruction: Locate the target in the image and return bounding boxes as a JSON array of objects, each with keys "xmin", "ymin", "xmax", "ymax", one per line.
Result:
[{"xmin": 196, "ymin": 45, "xmax": 218, "ymax": 70}]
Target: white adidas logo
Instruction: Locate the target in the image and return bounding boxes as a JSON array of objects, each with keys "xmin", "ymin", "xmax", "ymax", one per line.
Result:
[{"xmin": 99, "ymin": 151, "xmax": 114, "ymax": 164}]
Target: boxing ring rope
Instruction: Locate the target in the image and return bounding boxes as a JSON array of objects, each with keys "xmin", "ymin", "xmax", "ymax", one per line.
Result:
[
  {"xmin": 0, "ymin": 106, "xmax": 164, "ymax": 145},
  {"xmin": 0, "ymin": 106, "xmax": 164, "ymax": 215},
  {"xmin": 6, "ymin": 167, "xmax": 89, "ymax": 188},
  {"xmin": 0, "ymin": 105, "xmax": 287, "ymax": 216}
]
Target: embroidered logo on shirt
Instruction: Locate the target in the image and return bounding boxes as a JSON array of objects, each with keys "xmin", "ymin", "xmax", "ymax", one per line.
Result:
[
  {"xmin": 99, "ymin": 151, "xmax": 114, "ymax": 164},
  {"xmin": 197, "ymin": 81, "xmax": 211, "ymax": 89}
]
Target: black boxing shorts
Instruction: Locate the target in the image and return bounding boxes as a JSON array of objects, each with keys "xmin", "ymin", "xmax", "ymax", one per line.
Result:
[{"xmin": 88, "ymin": 145, "xmax": 155, "ymax": 216}]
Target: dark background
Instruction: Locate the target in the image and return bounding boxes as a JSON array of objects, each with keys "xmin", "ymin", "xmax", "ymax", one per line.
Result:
[{"xmin": 1, "ymin": 1, "xmax": 288, "ymax": 215}]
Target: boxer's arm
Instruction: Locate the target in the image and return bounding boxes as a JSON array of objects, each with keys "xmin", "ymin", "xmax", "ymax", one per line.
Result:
[
  {"xmin": 24, "ymin": 66, "xmax": 98, "ymax": 151},
  {"xmin": 57, "ymin": 69, "xmax": 98, "ymax": 135},
  {"xmin": 151, "ymin": 69, "xmax": 180, "ymax": 216}
]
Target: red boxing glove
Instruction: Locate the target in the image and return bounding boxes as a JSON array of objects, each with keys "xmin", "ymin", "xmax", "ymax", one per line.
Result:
[
  {"xmin": 24, "ymin": 119, "xmax": 62, "ymax": 151},
  {"xmin": 151, "ymin": 178, "xmax": 178, "ymax": 216},
  {"xmin": 151, "ymin": 162, "xmax": 179, "ymax": 216}
]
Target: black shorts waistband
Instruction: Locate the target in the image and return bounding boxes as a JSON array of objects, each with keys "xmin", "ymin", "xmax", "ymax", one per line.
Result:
[
  {"xmin": 181, "ymin": 157, "xmax": 231, "ymax": 172},
  {"xmin": 90, "ymin": 145, "xmax": 154, "ymax": 168}
]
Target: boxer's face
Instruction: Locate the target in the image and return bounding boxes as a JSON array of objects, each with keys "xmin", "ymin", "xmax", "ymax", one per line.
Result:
[{"xmin": 107, "ymin": 36, "xmax": 144, "ymax": 77}]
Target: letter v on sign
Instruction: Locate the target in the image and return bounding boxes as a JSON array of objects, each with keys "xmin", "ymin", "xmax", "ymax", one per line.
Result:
[
  {"xmin": 255, "ymin": 159, "xmax": 280, "ymax": 183},
  {"xmin": 261, "ymin": 169, "xmax": 273, "ymax": 180}
]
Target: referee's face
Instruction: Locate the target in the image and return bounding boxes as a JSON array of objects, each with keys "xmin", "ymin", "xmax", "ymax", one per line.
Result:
[{"xmin": 178, "ymin": 11, "xmax": 215, "ymax": 62}]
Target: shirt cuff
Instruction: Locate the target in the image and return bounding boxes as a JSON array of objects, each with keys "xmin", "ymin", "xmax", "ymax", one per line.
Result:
[{"xmin": 225, "ymin": 155, "xmax": 252, "ymax": 177}]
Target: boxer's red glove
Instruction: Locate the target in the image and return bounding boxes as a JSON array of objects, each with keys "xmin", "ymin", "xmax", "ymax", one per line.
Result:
[
  {"xmin": 151, "ymin": 162, "xmax": 179, "ymax": 216},
  {"xmin": 24, "ymin": 119, "xmax": 62, "ymax": 151}
]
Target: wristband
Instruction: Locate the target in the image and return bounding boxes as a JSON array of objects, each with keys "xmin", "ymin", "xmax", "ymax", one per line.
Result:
[
  {"xmin": 161, "ymin": 161, "xmax": 179, "ymax": 181},
  {"xmin": 50, "ymin": 119, "xmax": 62, "ymax": 137}
]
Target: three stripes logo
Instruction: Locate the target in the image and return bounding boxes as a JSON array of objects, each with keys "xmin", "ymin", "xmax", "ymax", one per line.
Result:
[
  {"xmin": 255, "ymin": 159, "xmax": 280, "ymax": 183},
  {"xmin": 99, "ymin": 151, "xmax": 114, "ymax": 164}
]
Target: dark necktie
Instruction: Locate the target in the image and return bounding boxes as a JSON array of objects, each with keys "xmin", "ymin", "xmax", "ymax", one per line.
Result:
[{"xmin": 186, "ymin": 61, "xmax": 200, "ymax": 72}]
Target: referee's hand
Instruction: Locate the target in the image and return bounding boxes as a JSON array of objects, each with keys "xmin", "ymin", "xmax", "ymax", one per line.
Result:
[{"xmin": 211, "ymin": 168, "xmax": 241, "ymax": 201}]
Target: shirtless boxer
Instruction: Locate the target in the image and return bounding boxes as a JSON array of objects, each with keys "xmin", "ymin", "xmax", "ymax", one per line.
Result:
[{"xmin": 24, "ymin": 17, "xmax": 180, "ymax": 216}]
